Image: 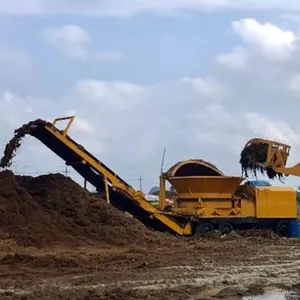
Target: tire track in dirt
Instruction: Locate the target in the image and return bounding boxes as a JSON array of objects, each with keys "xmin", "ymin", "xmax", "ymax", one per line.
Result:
[
  {"xmin": 10, "ymin": 254, "xmax": 297, "ymax": 294},
  {"xmin": 0, "ymin": 244, "xmax": 300, "ymax": 299}
]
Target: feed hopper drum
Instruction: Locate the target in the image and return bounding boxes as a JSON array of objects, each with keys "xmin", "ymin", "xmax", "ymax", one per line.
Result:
[{"xmin": 166, "ymin": 159, "xmax": 225, "ymax": 177}]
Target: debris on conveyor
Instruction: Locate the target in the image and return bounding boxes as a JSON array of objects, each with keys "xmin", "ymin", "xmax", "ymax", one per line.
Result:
[
  {"xmin": 0, "ymin": 119, "xmax": 47, "ymax": 168},
  {"xmin": 239, "ymin": 142, "xmax": 284, "ymax": 181}
]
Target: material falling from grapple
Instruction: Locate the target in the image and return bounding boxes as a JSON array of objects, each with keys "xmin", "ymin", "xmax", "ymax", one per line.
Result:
[
  {"xmin": 239, "ymin": 142, "xmax": 284, "ymax": 181},
  {"xmin": 0, "ymin": 119, "xmax": 47, "ymax": 169}
]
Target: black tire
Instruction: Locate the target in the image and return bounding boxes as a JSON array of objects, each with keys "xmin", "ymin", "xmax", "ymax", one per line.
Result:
[
  {"xmin": 218, "ymin": 223, "xmax": 233, "ymax": 235},
  {"xmin": 276, "ymin": 220, "xmax": 289, "ymax": 237},
  {"xmin": 195, "ymin": 222, "xmax": 214, "ymax": 236}
]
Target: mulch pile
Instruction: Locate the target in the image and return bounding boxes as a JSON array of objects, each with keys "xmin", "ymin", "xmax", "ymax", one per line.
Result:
[
  {"xmin": 0, "ymin": 170, "xmax": 163, "ymax": 248},
  {"xmin": 239, "ymin": 142, "xmax": 284, "ymax": 180}
]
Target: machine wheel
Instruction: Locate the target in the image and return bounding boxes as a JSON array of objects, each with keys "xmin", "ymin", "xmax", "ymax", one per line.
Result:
[
  {"xmin": 276, "ymin": 220, "xmax": 289, "ymax": 237},
  {"xmin": 218, "ymin": 223, "xmax": 233, "ymax": 235},
  {"xmin": 195, "ymin": 222, "xmax": 214, "ymax": 236}
]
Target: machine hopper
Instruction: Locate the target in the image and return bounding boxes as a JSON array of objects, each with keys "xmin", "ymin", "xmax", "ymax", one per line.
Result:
[{"xmin": 167, "ymin": 176, "xmax": 244, "ymax": 199}]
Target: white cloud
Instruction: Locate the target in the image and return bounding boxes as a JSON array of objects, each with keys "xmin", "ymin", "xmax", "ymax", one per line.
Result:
[
  {"xmin": 244, "ymin": 112, "xmax": 300, "ymax": 146},
  {"xmin": 72, "ymin": 116, "xmax": 95, "ymax": 135},
  {"xmin": 181, "ymin": 77, "xmax": 226, "ymax": 100},
  {"xmin": 43, "ymin": 25, "xmax": 89, "ymax": 60},
  {"xmin": 289, "ymin": 74, "xmax": 300, "ymax": 91},
  {"xmin": 0, "ymin": 90, "xmax": 58, "ymax": 130},
  {"xmin": 72, "ymin": 80, "xmax": 143, "ymax": 110},
  {"xmin": 43, "ymin": 25, "xmax": 123, "ymax": 62},
  {"xmin": 0, "ymin": 47, "xmax": 35, "ymax": 94},
  {"xmin": 4, "ymin": 0, "xmax": 300, "ymax": 16},
  {"xmin": 232, "ymin": 18, "xmax": 297, "ymax": 61},
  {"xmin": 217, "ymin": 47, "xmax": 248, "ymax": 70},
  {"xmin": 188, "ymin": 103, "xmax": 235, "ymax": 128}
]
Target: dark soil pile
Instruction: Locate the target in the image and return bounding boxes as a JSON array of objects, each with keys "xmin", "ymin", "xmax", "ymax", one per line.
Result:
[
  {"xmin": 0, "ymin": 120, "xmax": 167, "ymax": 248},
  {"xmin": 239, "ymin": 142, "xmax": 283, "ymax": 180},
  {"xmin": 0, "ymin": 119, "xmax": 47, "ymax": 169},
  {"xmin": 0, "ymin": 171, "xmax": 163, "ymax": 248}
]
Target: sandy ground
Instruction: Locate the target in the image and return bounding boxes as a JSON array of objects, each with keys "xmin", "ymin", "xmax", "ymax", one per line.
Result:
[{"xmin": 1, "ymin": 233, "xmax": 300, "ymax": 300}]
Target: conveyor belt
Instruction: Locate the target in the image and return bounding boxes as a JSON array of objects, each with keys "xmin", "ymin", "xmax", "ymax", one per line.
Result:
[{"xmin": 29, "ymin": 116, "xmax": 191, "ymax": 235}]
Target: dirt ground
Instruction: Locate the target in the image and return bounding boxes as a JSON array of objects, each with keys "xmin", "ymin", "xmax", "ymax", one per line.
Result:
[
  {"xmin": 1, "ymin": 234, "xmax": 300, "ymax": 300},
  {"xmin": 0, "ymin": 171, "xmax": 299, "ymax": 299}
]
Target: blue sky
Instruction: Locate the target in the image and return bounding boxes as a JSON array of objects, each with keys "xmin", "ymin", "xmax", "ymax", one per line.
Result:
[
  {"xmin": 1, "ymin": 13, "xmax": 233, "ymax": 88},
  {"xmin": 1, "ymin": 2, "xmax": 300, "ymax": 192}
]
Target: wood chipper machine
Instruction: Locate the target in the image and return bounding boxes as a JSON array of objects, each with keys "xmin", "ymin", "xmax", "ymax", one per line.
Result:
[{"xmin": 158, "ymin": 159, "xmax": 297, "ymax": 236}]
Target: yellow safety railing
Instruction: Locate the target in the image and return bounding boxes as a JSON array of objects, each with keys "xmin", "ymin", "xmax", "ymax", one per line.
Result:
[{"xmin": 52, "ymin": 116, "xmax": 75, "ymax": 136}]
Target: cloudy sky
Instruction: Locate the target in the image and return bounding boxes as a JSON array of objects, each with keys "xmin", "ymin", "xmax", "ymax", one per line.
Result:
[{"xmin": 1, "ymin": 1, "xmax": 300, "ymax": 192}]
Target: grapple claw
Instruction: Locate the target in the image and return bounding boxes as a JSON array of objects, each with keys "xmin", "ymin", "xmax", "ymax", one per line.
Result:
[{"xmin": 239, "ymin": 138, "xmax": 291, "ymax": 180}]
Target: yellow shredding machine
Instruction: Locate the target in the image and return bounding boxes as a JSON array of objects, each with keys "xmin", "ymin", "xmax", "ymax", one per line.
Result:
[{"xmin": 158, "ymin": 159, "xmax": 297, "ymax": 236}]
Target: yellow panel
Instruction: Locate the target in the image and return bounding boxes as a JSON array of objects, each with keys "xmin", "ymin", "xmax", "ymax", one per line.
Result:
[
  {"xmin": 172, "ymin": 207, "xmax": 239, "ymax": 217},
  {"xmin": 255, "ymin": 187, "xmax": 297, "ymax": 218},
  {"xmin": 240, "ymin": 199, "xmax": 255, "ymax": 217},
  {"xmin": 177, "ymin": 199, "xmax": 232, "ymax": 209},
  {"xmin": 178, "ymin": 192, "xmax": 234, "ymax": 199},
  {"xmin": 255, "ymin": 186, "xmax": 295, "ymax": 192},
  {"xmin": 168, "ymin": 176, "xmax": 243, "ymax": 196},
  {"xmin": 173, "ymin": 198, "xmax": 239, "ymax": 217}
]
